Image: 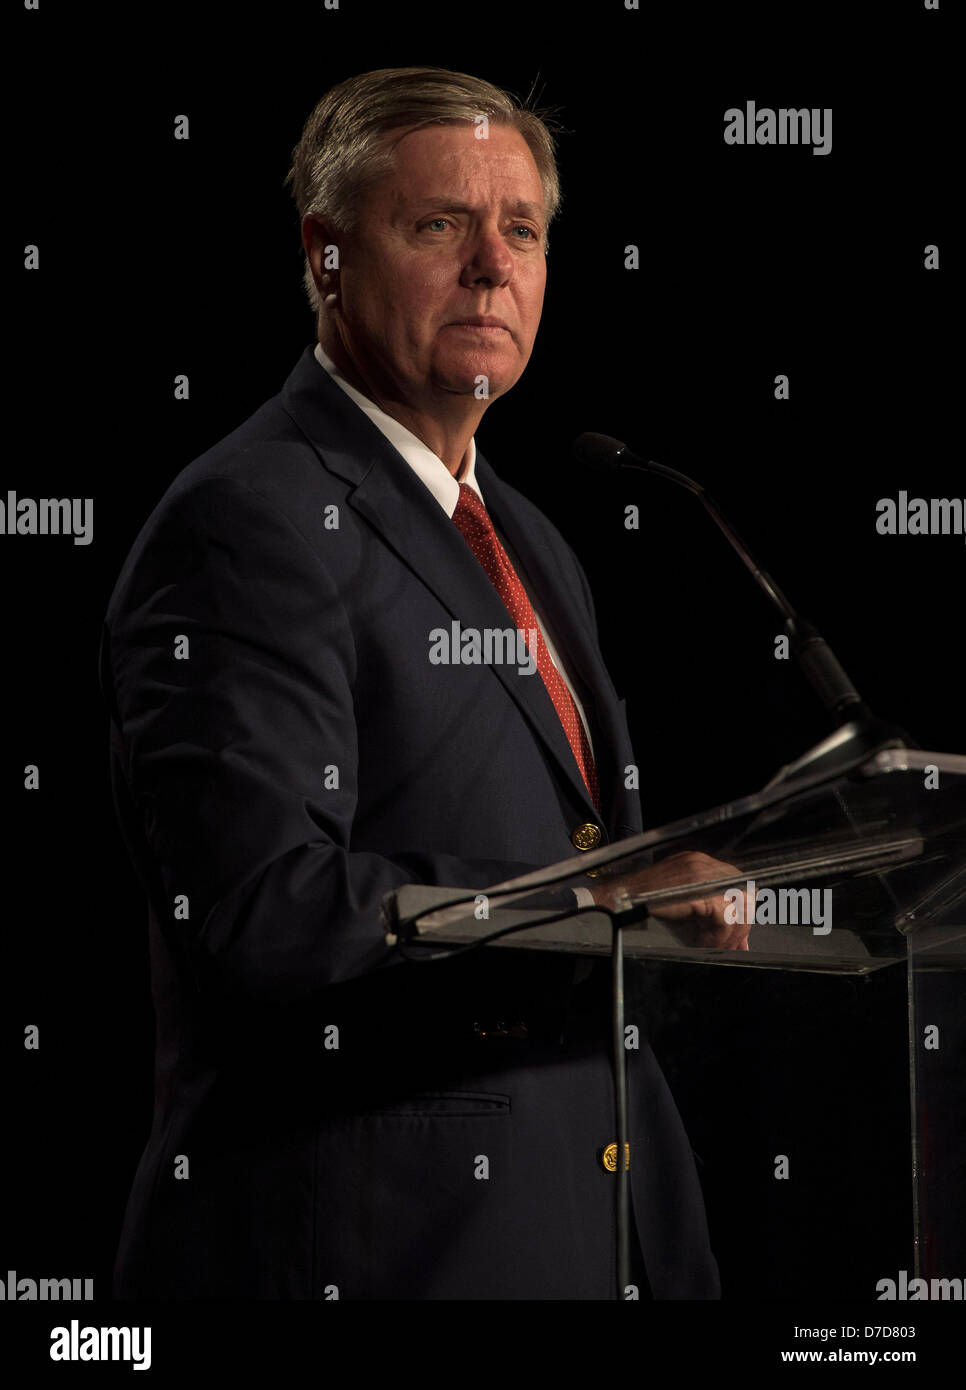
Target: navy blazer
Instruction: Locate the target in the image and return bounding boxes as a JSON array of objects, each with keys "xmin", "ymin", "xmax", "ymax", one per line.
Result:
[{"xmin": 100, "ymin": 345, "xmax": 719, "ymax": 1300}]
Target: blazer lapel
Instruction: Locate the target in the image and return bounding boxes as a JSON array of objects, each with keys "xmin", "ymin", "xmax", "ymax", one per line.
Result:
[
  {"xmin": 477, "ymin": 457, "xmax": 631, "ymax": 839},
  {"xmin": 280, "ymin": 347, "xmax": 609, "ymax": 825}
]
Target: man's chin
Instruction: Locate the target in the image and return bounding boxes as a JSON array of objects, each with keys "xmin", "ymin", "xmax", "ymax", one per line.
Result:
[{"xmin": 431, "ymin": 360, "xmax": 520, "ymax": 399}]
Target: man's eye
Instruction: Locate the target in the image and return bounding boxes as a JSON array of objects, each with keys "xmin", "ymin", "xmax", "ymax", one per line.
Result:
[
  {"xmin": 423, "ymin": 219, "xmax": 450, "ymax": 232},
  {"xmin": 511, "ymin": 226, "xmax": 537, "ymax": 240}
]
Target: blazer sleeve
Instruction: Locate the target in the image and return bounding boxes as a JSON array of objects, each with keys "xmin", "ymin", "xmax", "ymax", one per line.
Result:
[{"xmin": 102, "ymin": 476, "xmax": 581, "ymax": 1007}]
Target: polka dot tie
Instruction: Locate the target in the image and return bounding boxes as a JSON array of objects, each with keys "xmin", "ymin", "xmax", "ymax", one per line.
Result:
[{"xmin": 451, "ymin": 483, "xmax": 601, "ymax": 812}]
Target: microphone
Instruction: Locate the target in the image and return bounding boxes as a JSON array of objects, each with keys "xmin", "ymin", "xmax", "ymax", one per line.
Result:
[{"xmin": 573, "ymin": 431, "xmax": 911, "ymax": 784}]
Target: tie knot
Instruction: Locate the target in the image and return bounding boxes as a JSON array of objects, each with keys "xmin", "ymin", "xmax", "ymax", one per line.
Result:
[{"xmin": 453, "ymin": 483, "xmax": 492, "ymax": 538}]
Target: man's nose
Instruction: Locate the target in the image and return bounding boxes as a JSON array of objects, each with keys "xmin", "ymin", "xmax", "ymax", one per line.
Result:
[{"xmin": 459, "ymin": 226, "xmax": 513, "ymax": 289}]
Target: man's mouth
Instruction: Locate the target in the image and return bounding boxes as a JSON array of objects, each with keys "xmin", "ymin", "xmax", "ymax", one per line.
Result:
[{"xmin": 446, "ymin": 317, "xmax": 510, "ymax": 332}]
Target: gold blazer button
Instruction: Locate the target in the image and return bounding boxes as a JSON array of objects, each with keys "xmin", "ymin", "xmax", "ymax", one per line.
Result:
[
  {"xmin": 572, "ymin": 822, "xmax": 602, "ymax": 851},
  {"xmin": 601, "ymin": 1142, "xmax": 631, "ymax": 1172}
]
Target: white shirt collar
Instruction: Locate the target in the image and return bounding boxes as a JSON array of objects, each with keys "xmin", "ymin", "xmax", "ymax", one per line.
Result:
[{"xmin": 313, "ymin": 342, "xmax": 483, "ymax": 518}]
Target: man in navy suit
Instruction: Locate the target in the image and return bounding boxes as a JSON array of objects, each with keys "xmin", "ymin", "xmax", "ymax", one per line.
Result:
[{"xmin": 101, "ymin": 66, "xmax": 746, "ymax": 1300}]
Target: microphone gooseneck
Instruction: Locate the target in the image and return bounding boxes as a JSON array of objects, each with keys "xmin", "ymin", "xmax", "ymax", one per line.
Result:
[{"xmin": 573, "ymin": 431, "xmax": 912, "ymax": 784}]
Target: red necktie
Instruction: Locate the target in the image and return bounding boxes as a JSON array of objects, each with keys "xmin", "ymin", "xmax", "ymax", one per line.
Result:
[{"xmin": 451, "ymin": 483, "xmax": 600, "ymax": 812}]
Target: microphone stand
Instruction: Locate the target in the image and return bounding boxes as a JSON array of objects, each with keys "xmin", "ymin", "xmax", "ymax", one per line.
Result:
[{"xmin": 574, "ymin": 431, "xmax": 914, "ymax": 1301}]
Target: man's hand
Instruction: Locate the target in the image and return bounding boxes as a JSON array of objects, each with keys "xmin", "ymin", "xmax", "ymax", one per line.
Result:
[{"xmin": 589, "ymin": 851, "xmax": 751, "ymax": 951}]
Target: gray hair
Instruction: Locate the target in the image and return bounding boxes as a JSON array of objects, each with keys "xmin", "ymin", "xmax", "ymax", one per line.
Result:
[{"xmin": 284, "ymin": 66, "xmax": 564, "ymax": 313}]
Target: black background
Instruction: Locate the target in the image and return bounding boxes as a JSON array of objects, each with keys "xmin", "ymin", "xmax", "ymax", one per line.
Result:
[{"xmin": 6, "ymin": 0, "xmax": 960, "ymax": 1343}]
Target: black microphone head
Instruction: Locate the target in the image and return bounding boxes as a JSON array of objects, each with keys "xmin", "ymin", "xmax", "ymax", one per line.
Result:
[{"xmin": 572, "ymin": 432, "xmax": 629, "ymax": 473}]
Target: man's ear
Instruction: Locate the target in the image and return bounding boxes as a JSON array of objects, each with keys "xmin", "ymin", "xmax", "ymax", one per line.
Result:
[{"xmin": 301, "ymin": 214, "xmax": 340, "ymax": 295}]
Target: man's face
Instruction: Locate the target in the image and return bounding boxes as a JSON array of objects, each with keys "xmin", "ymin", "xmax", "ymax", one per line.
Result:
[{"xmin": 326, "ymin": 122, "xmax": 548, "ymax": 407}]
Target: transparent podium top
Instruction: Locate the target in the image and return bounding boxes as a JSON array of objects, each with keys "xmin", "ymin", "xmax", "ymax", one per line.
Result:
[{"xmin": 388, "ymin": 748, "xmax": 966, "ymax": 974}]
